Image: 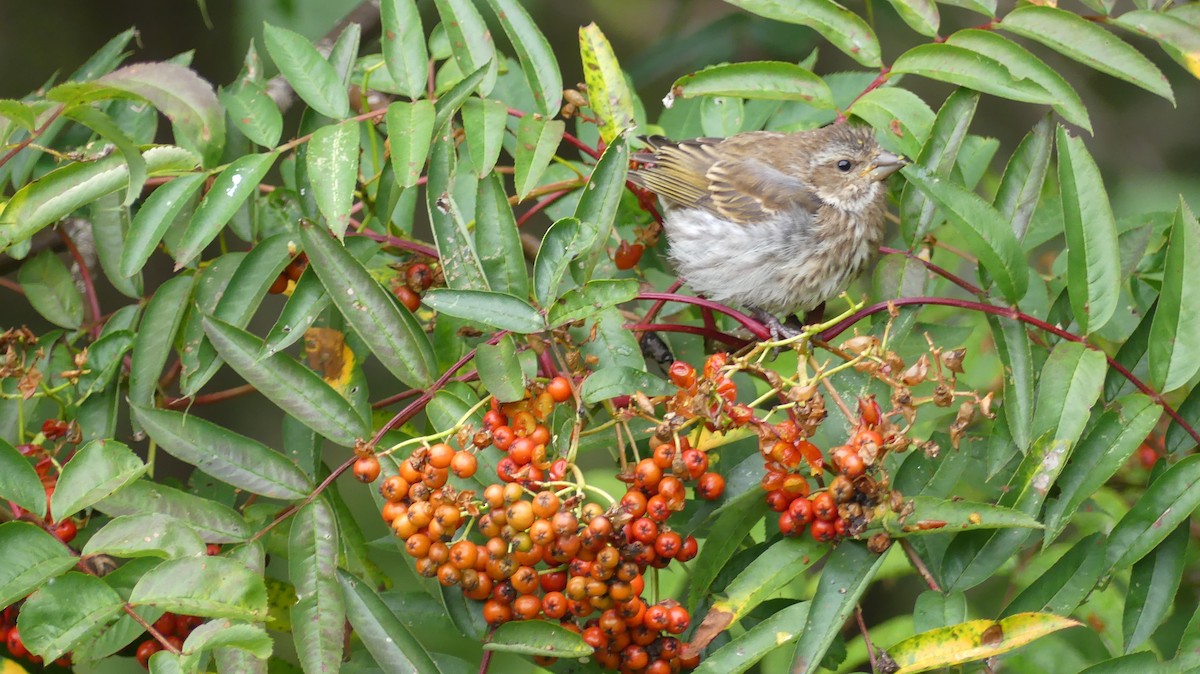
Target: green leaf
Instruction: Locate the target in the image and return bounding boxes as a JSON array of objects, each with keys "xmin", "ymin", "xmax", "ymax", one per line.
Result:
[
  {"xmin": 433, "ymin": 0, "xmax": 499, "ymax": 96},
  {"xmin": 994, "ymin": 114, "xmax": 1054, "ymax": 241},
  {"xmin": 386, "ymin": 100, "xmax": 436, "ymax": 189},
  {"xmin": 0, "ymin": 438, "xmax": 48, "ymax": 518},
  {"xmin": 580, "ymin": 366, "xmax": 675, "ymax": 404},
  {"xmin": 998, "ymin": 5, "xmax": 1174, "ymax": 103},
  {"xmin": 671, "ymin": 62, "xmax": 835, "ymax": 108},
  {"xmin": 128, "ymin": 274, "xmax": 195, "ymax": 409},
  {"xmin": 65, "ymin": 106, "xmax": 148, "ymax": 207},
  {"xmin": 714, "ymin": 537, "xmax": 827, "ymax": 625},
  {"xmin": 1166, "ymin": 381, "xmax": 1200, "ymax": 454},
  {"xmin": 686, "ymin": 493, "xmax": 768, "ymax": 611},
  {"xmin": 0, "ymin": 522, "xmax": 79, "ymax": 607},
  {"xmin": 570, "ymin": 133, "xmax": 629, "ymax": 282},
  {"xmin": 474, "ymin": 174, "xmax": 529, "ymax": 298},
  {"xmin": 483, "ymin": 0, "xmax": 563, "ymax": 116},
  {"xmin": 173, "ymin": 152, "xmax": 277, "ymax": 268},
  {"xmin": 299, "ymin": 219, "xmax": 436, "ymax": 388},
  {"xmin": 132, "ymin": 405, "xmax": 311, "ymax": 499},
  {"xmin": 724, "ymin": 0, "xmax": 882, "ymax": 67},
  {"xmin": 19, "ymin": 249, "xmax": 85, "ymax": 329},
  {"xmin": 100, "ymin": 62, "xmax": 225, "ymax": 167},
  {"xmin": 89, "ymin": 194, "xmax": 143, "ymax": 298},
  {"xmin": 262, "ymin": 22, "xmax": 350, "ymax": 119},
  {"xmin": 200, "ymin": 316, "xmax": 369, "ymax": 446},
  {"xmin": 872, "ymin": 495, "xmax": 1043, "ymax": 537},
  {"xmin": 122, "ymin": 173, "xmax": 206, "ymax": 277},
  {"xmin": 51, "ymin": 439, "xmax": 147, "ymax": 519},
  {"xmin": 180, "ymin": 619, "xmax": 272, "ymax": 671},
  {"xmin": 1111, "ymin": 10, "xmax": 1200, "ymax": 80},
  {"xmin": 380, "ymin": 0, "xmax": 427, "ymax": 99},
  {"xmin": 578, "ymin": 23, "xmax": 636, "ymax": 143},
  {"xmin": 900, "ymin": 165, "xmax": 1028, "ymax": 302},
  {"xmin": 988, "ymin": 315, "xmax": 1035, "ymax": 453},
  {"xmin": 130, "ymin": 556, "xmax": 268, "ymax": 620},
  {"xmin": 1002, "ymin": 533, "xmax": 1107, "ymax": 617},
  {"xmin": 899, "ymin": 88, "xmax": 981, "ymax": 241},
  {"xmin": 94, "ymin": 480, "xmax": 249, "ymax": 543},
  {"xmin": 432, "ymin": 64, "xmax": 490, "ymax": 134},
  {"xmin": 887, "ymin": 613, "xmax": 1080, "ymax": 674},
  {"xmin": 880, "ymin": 0, "xmax": 939, "ymax": 36},
  {"xmin": 1107, "ymin": 454, "xmax": 1200, "ymax": 570},
  {"xmin": 847, "ymin": 87, "xmax": 935, "ymax": 158},
  {"xmin": 475, "ymin": 336, "xmax": 527, "ymax": 403},
  {"xmin": 18, "ymin": 572, "xmax": 124, "ymax": 663},
  {"xmin": 220, "ymin": 78, "xmax": 283, "ymax": 148},
  {"xmin": 514, "ymin": 115, "xmax": 564, "ymax": 200},
  {"xmin": 338, "ymin": 569, "xmax": 445, "ymax": 674},
  {"xmin": 1043, "ymin": 394, "xmax": 1160, "ymax": 542},
  {"xmin": 790, "ymin": 542, "xmax": 887, "ymax": 674},
  {"xmin": 1030, "ymin": 342, "xmax": 1106, "ymax": 448},
  {"xmin": 75, "ymin": 328, "xmax": 133, "ymax": 397},
  {"xmin": 461, "ymin": 97, "xmax": 508, "ymax": 178},
  {"xmin": 533, "ymin": 217, "xmax": 601, "ymax": 306},
  {"xmin": 891, "ymin": 43, "xmax": 1055, "ymax": 105},
  {"xmin": 692, "ymin": 602, "xmax": 810, "ymax": 674},
  {"xmin": 1148, "ymin": 199, "xmax": 1200, "ymax": 392},
  {"xmin": 1105, "ymin": 299, "xmax": 1156, "ymax": 400},
  {"xmin": 422, "ymin": 288, "xmax": 544, "ymax": 333},
  {"xmin": 1057, "ymin": 127, "xmax": 1120, "ymax": 334},
  {"xmin": 945, "ymin": 30, "xmax": 1090, "ymax": 133},
  {"xmin": 82, "ymin": 514, "xmax": 207, "ymax": 559},
  {"xmin": 547, "ymin": 279, "xmax": 639, "ymax": 328},
  {"xmin": 1124, "ymin": 518, "xmax": 1187, "ymax": 653},
  {"xmin": 307, "ymin": 122, "xmax": 360, "ymax": 238},
  {"xmin": 426, "ymin": 139, "xmax": 491, "ymax": 290},
  {"xmin": 484, "ymin": 620, "xmax": 592, "ymax": 657},
  {"xmin": 914, "ymin": 591, "xmax": 967, "ymax": 633},
  {"xmin": 289, "ymin": 498, "xmax": 345, "ymax": 674}
]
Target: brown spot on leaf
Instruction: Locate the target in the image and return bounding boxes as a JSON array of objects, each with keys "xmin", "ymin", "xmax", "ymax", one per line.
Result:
[
  {"xmin": 981, "ymin": 623, "xmax": 1004, "ymax": 646},
  {"xmin": 683, "ymin": 607, "xmax": 734, "ymax": 658}
]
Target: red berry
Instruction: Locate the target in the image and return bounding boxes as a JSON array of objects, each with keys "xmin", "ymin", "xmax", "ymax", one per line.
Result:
[
  {"xmin": 812, "ymin": 492, "xmax": 837, "ymax": 522},
  {"xmin": 668, "ymin": 361, "xmax": 696, "ymax": 389},
  {"xmin": 406, "ymin": 263, "xmax": 434, "ymax": 292},
  {"xmin": 135, "ymin": 639, "xmax": 161, "ymax": 668},
  {"xmin": 268, "ymin": 273, "xmax": 289, "ymax": 294},
  {"xmin": 547, "ymin": 376, "xmax": 572, "ymax": 403},
  {"xmin": 53, "ymin": 518, "xmax": 77, "ymax": 543},
  {"xmin": 695, "ymin": 472, "xmax": 725, "ymax": 500},
  {"xmin": 811, "ymin": 518, "xmax": 837, "ymax": 542},
  {"xmin": 614, "ymin": 240, "xmax": 644, "ymax": 270},
  {"xmin": 353, "ymin": 456, "xmax": 381, "ymax": 483},
  {"xmin": 788, "ymin": 497, "xmax": 814, "ymax": 525}
]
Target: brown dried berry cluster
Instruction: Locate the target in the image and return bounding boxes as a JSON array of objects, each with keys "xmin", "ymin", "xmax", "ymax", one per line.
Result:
[{"xmin": 358, "ymin": 376, "xmax": 717, "ymax": 673}]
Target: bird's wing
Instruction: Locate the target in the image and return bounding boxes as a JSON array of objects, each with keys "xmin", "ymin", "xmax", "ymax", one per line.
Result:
[{"xmin": 631, "ymin": 133, "xmax": 821, "ymax": 225}]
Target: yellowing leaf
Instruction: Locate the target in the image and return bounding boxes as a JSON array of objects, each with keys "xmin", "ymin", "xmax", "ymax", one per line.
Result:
[
  {"xmin": 578, "ymin": 23, "xmax": 634, "ymax": 144},
  {"xmin": 886, "ymin": 612, "xmax": 1080, "ymax": 673}
]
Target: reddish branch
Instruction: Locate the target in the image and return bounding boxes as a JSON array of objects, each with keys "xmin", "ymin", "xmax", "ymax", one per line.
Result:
[{"xmin": 56, "ymin": 227, "xmax": 103, "ymax": 339}]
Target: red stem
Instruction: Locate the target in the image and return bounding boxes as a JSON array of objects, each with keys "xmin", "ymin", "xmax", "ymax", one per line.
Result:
[
  {"xmin": 348, "ymin": 229, "xmax": 439, "ymax": 259},
  {"xmin": 517, "ymin": 190, "xmax": 570, "ymax": 227},
  {"xmin": 0, "ymin": 105, "xmax": 63, "ymax": 169},
  {"xmin": 56, "ymin": 228, "xmax": 103, "ymax": 339},
  {"xmin": 839, "ymin": 66, "xmax": 892, "ymax": 122},
  {"xmin": 878, "ymin": 246, "xmax": 985, "ymax": 296},
  {"xmin": 636, "ymin": 292, "xmax": 771, "ymax": 340},
  {"xmin": 820, "ymin": 296, "xmax": 1200, "ymax": 447},
  {"xmin": 624, "ymin": 322, "xmax": 748, "ymax": 348}
]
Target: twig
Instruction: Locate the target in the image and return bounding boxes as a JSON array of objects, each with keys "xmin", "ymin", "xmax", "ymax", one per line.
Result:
[
  {"xmin": 248, "ymin": 454, "xmax": 357, "ymax": 544},
  {"xmin": 878, "ymin": 246, "xmax": 984, "ymax": 296},
  {"xmin": 857, "ymin": 604, "xmax": 879, "ymax": 673},
  {"xmin": 164, "ymin": 383, "xmax": 257, "ymax": 410},
  {"xmin": 636, "ymin": 292, "xmax": 771, "ymax": 340},
  {"xmin": 901, "ymin": 539, "xmax": 942, "ymax": 592},
  {"xmin": 516, "ymin": 190, "xmax": 570, "ymax": 227},
  {"xmin": 624, "ymin": 322, "xmax": 748, "ymax": 348},
  {"xmin": 0, "ymin": 105, "xmax": 63, "ymax": 169},
  {"xmin": 57, "ymin": 227, "xmax": 102, "ymax": 339},
  {"xmin": 0, "ymin": 277, "xmax": 25, "ymax": 295}
]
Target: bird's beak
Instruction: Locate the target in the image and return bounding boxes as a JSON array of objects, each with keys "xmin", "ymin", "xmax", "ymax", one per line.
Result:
[{"xmin": 867, "ymin": 151, "xmax": 908, "ymax": 181}]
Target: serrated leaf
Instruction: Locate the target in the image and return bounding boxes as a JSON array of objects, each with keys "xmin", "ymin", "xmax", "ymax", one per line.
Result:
[
  {"xmin": 1002, "ymin": 533, "xmax": 1107, "ymax": 618},
  {"xmin": 94, "ymin": 480, "xmax": 249, "ymax": 543},
  {"xmin": 289, "ymin": 498, "xmax": 344, "ymax": 674},
  {"xmin": 432, "ymin": 64, "xmax": 490, "ymax": 133},
  {"xmin": 513, "ymin": 115, "xmax": 564, "ymax": 200},
  {"xmin": 1123, "ymin": 518, "xmax": 1187, "ymax": 653},
  {"xmin": 1057, "ymin": 127, "xmax": 1120, "ymax": 334},
  {"xmin": 128, "ymin": 274, "xmax": 195, "ymax": 409},
  {"xmin": 475, "ymin": 336, "xmax": 527, "ymax": 403},
  {"xmin": 994, "ymin": 114, "xmax": 1054, "ymax": 241},
  {"xmin": 474, "ymin": 174, "xmax": 529, "ymax": 297},
  {"xmin": 422, "ymin": 288, "xmax": 544, "ymax": 333},
  {"xmin": 426, "ymin": 139, "xmax": 491, "ymax": 290},
  {"xmin": 692, "ymin": 601, "xmax": 810, "ymax": 674},
  {"xmin": 0, "ymin": 522, "xmax": 79, "ymax": 609},
  {"xmin": 433, "ymin": 0, "xmax": 498, "ymax": 96},
  {"xmin": 988, "ymin": 315, "xmax": 1035, "ymax": 453},
  {"xmin": 686, "ymin": 492, "xmax": 767, "ymax": 611},
  {"xmin": 671, "ymin": 61, "xmax": 835, "ymax": 108},
  {"xmin": 262, "ymin": 23, "xmax": 350, "ymax": 119},
  {"xmin": 899, "ymin": 88, "xmax": 980, "ymax": 241},
  {"xmin": 130, "ymin": 556, "xmax": 268, "ymax": 620},
  {"xmin": 881, "ymin": 0, "xmax": 940, "ymax": 36},
  {"xmin": 900, "ymin": 165, "xmax": 1027, "ymax": 302},
  {"xmin": 580, "ymin": 366, "xmax": 676, "ymax": 404},
  {"xmin": 998, "ymin": 5, "xmax": 1174, "ymax": 103},
  {"xmin": 888, "ymin": 613, "xmax": 1080, "ymax": 673},
  {"xmin": 132, "ymin": 405, "xmax": 311, "ymax": 499},
  {"xmin": 307, "ymin": 122, "xmax": 360, "ymax": 238},
  {"xmin": 83, "ymin": 514, "xmax": 207, "ymax": 559},
  {"xmin": 122, "ymin": 173, "xmax": 207, "ymax": 277},
  {"xmin": 533, "ymin": 217, "xmax": 601, "ymax": 306},
  {"xmin": 386, "ymin": 100, "xmax": 435, "ymax": 189},
  {"xmin": 579, "ymin": 23, "xmax": 635, "ymax": 143},
  {"xmin": 872, "ymin": 496, "xmax": 1042, "ymax": 537},
  {"xmin": 892, "ymin": 43, "xmax": 1055, "ymax": 105},
  {"xmin": 712, "ymin": 537, "xmax": 826, "ymax": 624},
  {"xmin": 299, "ymin": 219, "xmax": 436, "ymax": 388},
  {"xmin": 51, "ymin": 439, "xmax": 147, "ymax": 519},
  {"xmin": 483, "ymin": 0, "xmax": 562, "ymax": 116},
  {"xmin": 725, "ymin": 0, "xmax": 882, "ymax": 67},
  {"xmin": 847, "ymin": 87, "xmax": 935, "ymax": 158},
  {"xmin": 220, "ymin": 78, "xmax": 283, "ymax": 148},
  {"xmin": 547, "ymin": 279, "xmax": 639, "ymax": 328},
  {"xmin": 461, "ymin": 97, "xmax": 508, "ymax": 178},
  {"xmin": 338, "ymin": 569, "xmax": 445, "ymax": 674},
  {"xmin": 1112, "ymin": 10, "xmax": 1200, "ymax": 80},
  {"xmin": 945, "ymin": 30, "xmax": 1091, "ymax": 133},
  {"xmin": 18, "ymin": 249, "xmax": 84, "ymax": 329},
  {"xmin": 570, "ymin": 133, "xmax": 629, "ymax": 282},
  {"xmin": 0, "ymin": 438, "xmax": 48, "ymax": 518},
  {"xmin": 380, "ymin": 0, "xmax": 427, "ymax": 99},
  {"xmin": 89, "ymin": 194, "xmax": 143, "ymax": 298},
  {"xmin": 1148, "ymin": 199, "xmax": 1200, "ymax": 392},
  {"xmin": 200, "ymin": 316, "xmax": 369, "ymax": 446},
  {"xmin": 99, "ymin": 62, "xmax": 224, "ymax": 166},
  {"xmin": 1106, "ymin": 454, "xmax": 1200, "ymax": 570},
  {"xmin": 17, "ymin": 572, "xmax": 125, "ymax": 663},
  {"xmin": 484, "ymin": 620, "xmax": 592, "ymax": 657},
  {"xmin": 65, "ymin": 106, "xmax": 148, "ymax": 207},
  {"xmin": 173, "ymin": 152, "xmax": 277, "ymax": 268},
  {"xmin": 181, "ymin": 619, "xmax": 272, "ymax": 671},
  {"xmin": 790, "ymin": 542, "xmax": 888, "ymax": 674}
]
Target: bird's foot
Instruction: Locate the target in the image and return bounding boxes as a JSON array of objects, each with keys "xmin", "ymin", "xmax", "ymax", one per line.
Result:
[{"xmin": 750, "ymin": 308, "xmax": 803, "ymax": 343}]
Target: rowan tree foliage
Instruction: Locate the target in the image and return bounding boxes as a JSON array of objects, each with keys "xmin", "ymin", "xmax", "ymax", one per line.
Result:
[{"xmin": 1, "ymin": 0, "xmax": 1198, "ymax": 673}]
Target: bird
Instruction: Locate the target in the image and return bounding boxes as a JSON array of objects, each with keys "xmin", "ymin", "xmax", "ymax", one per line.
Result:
[{"xmin": 628, "ymin": 123, "xmax": 907, "ymax": 338}]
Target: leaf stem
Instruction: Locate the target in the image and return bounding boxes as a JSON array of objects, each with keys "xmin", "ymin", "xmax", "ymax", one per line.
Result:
[
  {"xmin": 57, "ymin": 226, "xmax": 102, "ymax": 339},
  {"xmin": 900, "ymin": 539, "xmax": 942, "ymax": 592}
]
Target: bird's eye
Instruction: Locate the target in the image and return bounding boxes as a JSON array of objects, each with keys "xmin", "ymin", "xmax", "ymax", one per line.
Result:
[{"xmin": 837, "ymin": 159, "xmax": 853, "ymax": 172}]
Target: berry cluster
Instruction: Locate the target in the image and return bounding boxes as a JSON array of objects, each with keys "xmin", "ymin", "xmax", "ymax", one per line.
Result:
[
  {"xmin": 389, "ymin": 261, "xmax": 436, "ymax": 313},
  {"xmin": 12, "ymin": 419, "xmax": 83, "ymax": 544},
  {"xmin": 267, "ymin": 252, "xmax": 308, "ymax": 294},
  {"xmin": 358, "ymin": 377, "xmax": 720, "ymax": 673},
  {"xmin": 2, "ymin": 603, "xmax": 72, "ymax": 668},
  {"xmin": 131, "ymin": 611, "xmax": 206, "ymax": 668}
]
